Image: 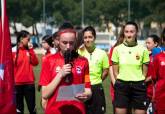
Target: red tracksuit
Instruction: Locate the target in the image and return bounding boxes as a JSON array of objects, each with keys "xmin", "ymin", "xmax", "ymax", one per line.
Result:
[
  {"xmin": 146, "ymin": 55, "xmax": 154, "ymax": 100},
  {"xmin": 152, "ymin": 52, "xmax": 165, "ymax": 114},
  {"xmin": 12, "ymin": 47, "xmax": 38, "ymax": 85}
]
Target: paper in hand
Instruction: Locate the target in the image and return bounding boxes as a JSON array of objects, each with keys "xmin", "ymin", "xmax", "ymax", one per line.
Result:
[{"xmin": 56, "ymin": 84, "xmax": 85, "ymax": 101}]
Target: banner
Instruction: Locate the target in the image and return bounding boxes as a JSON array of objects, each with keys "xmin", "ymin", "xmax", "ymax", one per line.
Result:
[{"xmin": 0, "ymin": 0, "xmax": 16, "ymax": 113}]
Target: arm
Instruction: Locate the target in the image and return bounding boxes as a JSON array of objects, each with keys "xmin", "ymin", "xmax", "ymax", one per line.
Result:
[
  {"xmin": 112, "ymin": 64, "xmax": 119, "ymax": 80},
  {"xmin": 101, "ymin": 68, "xmax": 109, "ymax": 81},
  {"xmin": 101, "ymin": 50, "xmax": 109, "ymax": 81},
  {"xmin": 111, "ymin": 47, "xmax": 119, "ymax": 80},
  {"xmin": 142, "ymin": 48, "xmax": 150, "ymax": 79},
  {"xmin": 109, "ymin": 48, "xmax": 116, "ymax": 85},
  {"xmin": 42, "ymin": 64, "xmax": 72, "ymax": 99},
  {"xmin": 109, "ymin": 65, "xmax": 116, "ymax": 85},
  {"xmin": 29, "ymin": 48, "xmax": 39, "ymax": 66},
  {"xmin": 142, "ymin": 64, "xmax": 148, "ymax": 78}
]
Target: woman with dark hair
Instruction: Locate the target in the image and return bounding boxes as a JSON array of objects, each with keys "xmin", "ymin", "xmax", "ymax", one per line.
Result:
[
  {"xmin": 152, "ymin": 29, "xmax": 165, "ymax": 114},
  {"xmin": 12, "ymin": 30, "xmax": 38, "ymax": 114},
  {"xmin": 41, "ymin": 35, "xmax": 56, "ymax": 56},
  {"xmin": 145, "ymin": 34, "xmax": 160, "ymax": 114},
  {"xmin": 111, "ymin": 22, "xmax": 150, "ymax": 114},
  {"xmin": 38, "ymin": 35, "xmax": 56, "ymax": 109},
  {"xmin": 151, "ymin": 29, "xmax": 165, "ymax": 57},
  {"xmin": 78, "ymin": 26, "xmax": 109, "ymax": 114}
]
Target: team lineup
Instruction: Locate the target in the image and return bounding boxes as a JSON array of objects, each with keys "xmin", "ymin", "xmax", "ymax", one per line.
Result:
[{"xmin": 9, "ymin": 21, "xmax": 165, "ymax": 114}]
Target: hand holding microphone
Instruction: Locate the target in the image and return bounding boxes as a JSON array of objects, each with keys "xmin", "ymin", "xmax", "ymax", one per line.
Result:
[{"xmin": 59, "ymin": 64, "xmax": 72, "ymax": 78}]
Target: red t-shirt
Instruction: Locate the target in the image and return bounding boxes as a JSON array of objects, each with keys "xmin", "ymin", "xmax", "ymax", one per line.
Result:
[
  {"xmin": 109, "ymin": 47, "xmax": 115, "ymax": 102},
  {"xmin": 12, "ymin": 47, "xmax": 38, "ymax": 85},
  {"xmin": 146, "ymin": 55, "xmax": 154, "ymax": 99},
  {"xmin": 152, "ymin": 52, "xmax": 165, "ymax": 110},
  {"xmin": 39, "ymin": 50, "xmax": 55, "ymax": 83},
  {"xmin": 39, "ymin": 52, "xmax": 91, "ymax": 114}
]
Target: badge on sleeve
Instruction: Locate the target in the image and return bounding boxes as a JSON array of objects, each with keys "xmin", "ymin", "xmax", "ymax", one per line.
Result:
[{"xmin": 76, "ymin": 66, "xmax": 82, "ymax": 74}]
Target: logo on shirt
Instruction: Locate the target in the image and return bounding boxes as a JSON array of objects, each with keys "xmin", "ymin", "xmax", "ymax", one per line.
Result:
[
  {"xmin": 136, "ymin": 53, "xmax": 140, "ymax": 60},
  {"xmin": 0, "ymin": 64, "xmax": 4, "ymax": 80},
  {"xmin": 161, "ymin": 61, "xmax": 165, "ymax": 66},
  {"xmin": 56, "ymin": 66, "xmax": 61, "ymax": 73},
  {"xmin": 76, "ymin": 66, "xmax": 82, "ymax": 74}
]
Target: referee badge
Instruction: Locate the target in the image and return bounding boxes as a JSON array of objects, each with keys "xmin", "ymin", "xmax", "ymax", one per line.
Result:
[{"xmin": 136, "ymin": 53, "xmax": 140, "ymax": 60}]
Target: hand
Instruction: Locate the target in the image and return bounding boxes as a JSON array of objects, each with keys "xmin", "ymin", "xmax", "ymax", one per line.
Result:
[
  {"xmin": 59, "ymin": 64, "xmax": 72, "ymax": 78},
  {"xmin": 41, "ymin": 98, "xmax": 47, "ymax": 110},
  {"xmin": 28, "ymin": 42, "xmax": 33, "ymax": 49},
  {"xmin": 75, "ymin": 93, "xmax": 89, "ymax": 102},
  {"xmin": 112, "ymin": 79, "xmax": 116, "ymax": 86}
]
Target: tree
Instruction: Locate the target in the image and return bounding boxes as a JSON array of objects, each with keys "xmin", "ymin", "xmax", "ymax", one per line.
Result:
[
  {"xmin": 7, "ymin": 0, "xmax": 42, "ymax": 27},
  {"xmin": 6, "ymin": 0, "xmax": 165, "ymax": 33}
]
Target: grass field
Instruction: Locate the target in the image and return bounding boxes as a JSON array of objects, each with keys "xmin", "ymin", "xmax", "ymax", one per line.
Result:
[{"xmin": 24, "ymin": 55, "xmax": 113, "ymax": 114}]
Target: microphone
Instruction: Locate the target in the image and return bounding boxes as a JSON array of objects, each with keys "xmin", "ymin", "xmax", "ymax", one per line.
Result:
[{"xmin": 64, "ymin": 50, "xmax": 73, "ymax": 84}]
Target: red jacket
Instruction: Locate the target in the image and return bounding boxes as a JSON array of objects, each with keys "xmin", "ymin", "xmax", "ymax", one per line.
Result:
[
  {"xmin": 152, "ymin": 52, "xmax": 165, "ymax": 110},
  {"xmin": 39, "ymin": 49, "xmax": 56, "ymax": 86},
  {"xmin": 146, "ymin": 55, "xmax": 154, "ymax": 99},
  {"xmin": 12, "ymin": 46, "xmax": 38, "ymax": 85}
]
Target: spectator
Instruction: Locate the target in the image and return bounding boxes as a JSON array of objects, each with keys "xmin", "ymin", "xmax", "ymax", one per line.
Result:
[
  {"xmin": 38, "ymin": 35, "xmax": 56, "ymax": 109},
  {"xmin": 145, "ymin": 34, "xmax": 160, "ymax": 114},
  {"xmin": 52, "ymin": 31, "xmax": 59, "ymax": 52},
  {"xmin": 12, "ymin": 30, "xmax": 38, "ymax": 114},
  {"xmin": 152, "ymin": 29, "xmax": 165, "ymax": 114}
]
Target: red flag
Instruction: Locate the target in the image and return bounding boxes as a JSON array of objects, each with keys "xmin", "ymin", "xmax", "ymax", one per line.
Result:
[{"xmin": 0, "ymin": 0, "xmax": 16, "ymax": 113}]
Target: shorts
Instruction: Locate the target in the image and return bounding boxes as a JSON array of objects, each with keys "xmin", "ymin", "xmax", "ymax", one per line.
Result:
[
  {"xmin": 114, "ymin": 79, "xmax": 148, "ymax": 110},
  {"xmin": 85, "ymin": 83, "xmax": 106, "ymax": 114}
]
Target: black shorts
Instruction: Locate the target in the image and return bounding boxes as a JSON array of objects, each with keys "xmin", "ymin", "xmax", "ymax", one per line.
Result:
[
  {"xmin": 85, "ymin": 83, "xmax": 106, "ymax": 114},
  {"xmin": 114, "ymin": 79, "xmax": 149, "ymax": 110}
]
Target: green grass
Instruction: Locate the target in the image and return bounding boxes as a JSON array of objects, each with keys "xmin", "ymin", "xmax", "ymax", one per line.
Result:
[{"xmin": 24, "ymin": 55, "xmax": 113, "ymax": 114}]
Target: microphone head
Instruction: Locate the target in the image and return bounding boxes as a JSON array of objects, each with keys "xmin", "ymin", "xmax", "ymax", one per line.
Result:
[{"xmin": 64, "ymin": 50, "xmax": 72, "ymax": 64}]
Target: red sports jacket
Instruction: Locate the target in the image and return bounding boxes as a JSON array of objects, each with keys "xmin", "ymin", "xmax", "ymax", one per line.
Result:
[{"xmin": 12, "ymin": 46, "xmax": 38, "ymax": 85}]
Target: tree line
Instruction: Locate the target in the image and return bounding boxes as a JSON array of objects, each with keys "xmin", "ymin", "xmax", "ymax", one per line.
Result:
[{"xmin": 6, "ymin": 0, "xmax": 165, "ymax": 35}]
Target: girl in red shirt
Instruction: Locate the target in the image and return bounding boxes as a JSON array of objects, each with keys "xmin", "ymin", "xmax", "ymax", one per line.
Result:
[
  {"xmin": 152, "ymin": 29, "xmax": 165, "ymax": 114},
  {"xmin": 40, "ymin": 23, "xmax": 92, "ymax": 114},
  {"xmin": 12, "ymin": 30, "xmax": 38, "ymax": 114},
  {"xmin": 39, "ymin": 35, "xmax": 56, "ymax": 109},
  {"xmin": 145, "ymin": 35, "xmax": 160, "ymax": 114}
]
